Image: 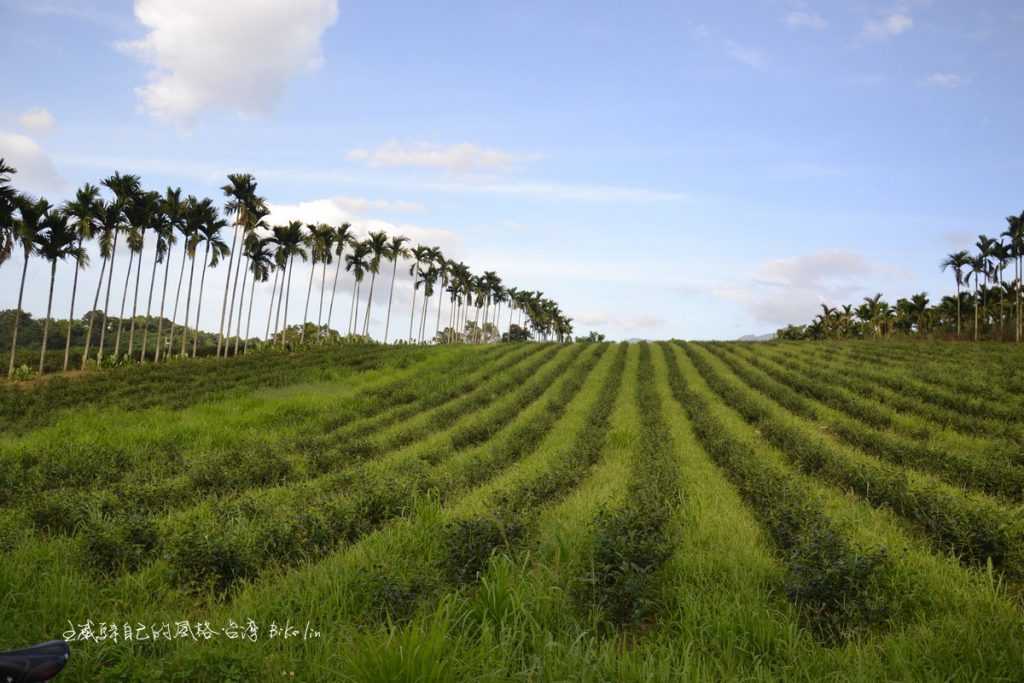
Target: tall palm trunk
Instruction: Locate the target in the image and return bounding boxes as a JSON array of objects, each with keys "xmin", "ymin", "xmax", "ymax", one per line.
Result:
[
  {"xmin": 265, "ymin": 267, "xmax": 280, "ymax": 341},
  {"xmin": 1011, "ymin": 253, "xmax": 1019, "ymax": 342},
  {"xmin": 408, "ymin": 266, "xmax": 420, "ymax": 342},
  {"xmin": 327, "ymin": 255, "xmax": 343, "ymax": 334},
  {"xmin": 127, "ymin": 234, "xmax": 145, "ymax": 357},
  {"xmin": 216, "ymin": 223, "xmax": 240, "ymax": 356},
  {"xmin": 193, "ymin": 243, "xmax": 211, "ymax": 357},
  {"xmin": 1000, "ymin": 265, "xmax": 1006, "ymax": 339},
  {"xmin": 363, "ymin": 271, "xmax": 377, "ymax": 337},
  {"xmin": 233, "ymin": 263, "xmax": 249, "ymax": 354},
  {"xmin": 274, "ymin": 261, "xmax": 286, "ymax": 342},
  {"xmin": 180, "ymin": 249, "xmax": 198, "ymax": 357},
  {"xmin": 243, "ymin": 274, "xmax": 257, "ymax": 354},
  {"xmin": 38, "ymin": 260, "xmax": 57, "ymax": 374},
  {"xmin": 351, "ymin": 281, "xmax": 362, "ymax": 336},
  {"xmin": 224, "ymin": 242, "xmax": 246, "ymax": 356},
  {"xmin": 113, "ymin": 249, "xmax": 135, "ymax": 358},
  {"xmin": 165, "ymin": 242, "xmax": 188, "ymax": 361},
  {"xmin": 383, "ymin": 259, "xmax": 399, "ymax": 344},
  {"xmin": 974, "ymin": 278, "xmax": 980, "ymax": 342},
  {"xmin": 140, "ymin": 244, "xmax": 160, "ymax": 361},
  {"xmin": 153, "ymin": 248, "xmax": 173, "ymax": 362},
  {"xmin": 419, "ymin": 292, "xmax": 429, "ymax": 343},
  {"xmin": 954, "ymin": 281, "xmax": 961, "ymax": 338},
  {"xmin": 97, "ymin": 232, "xmax": 120, "ymax": 362},
  {"xmin": 435, "ymin": 281, "xmax": 444, "ymax": 339},
  {"xmin": 317, "ymin": 259, "xmax": 328, "ymax": 340},
  {"xmin": 63, "ymin": 241, "xmax": 83, "ymax": 371},
  {"xmin": 301, "ymin": 257, "xmax": 316, "ymax": 343},
  {"xmin": 8, "ymin": 252, "xmax": 30, "ymax": 377},
  {"xmin": 81, "ymin": 255, "xmax": 107, "ymax": 369},
  {"xmin": 282, "ymin": 255, "xmax": 295, "ymax": 347}
]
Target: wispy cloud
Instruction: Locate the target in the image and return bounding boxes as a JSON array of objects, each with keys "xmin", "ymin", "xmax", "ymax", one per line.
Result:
[
  {"xmin": 925, "ymin": 72, "xmax": 965, "ymax": 88},
  {"xmin": 691, "ymin": 23, "xmax": 768, "ymax": 71},
  {"xmin": 725, "ymin": 41, "xmax": 768, "ymax": 70},
  {"xmin": 863, "ymin": 12, "xmax": 913, "ymax": 39},
  {"xmin": 17, "ymin": 107, "xmax": 56, "ymax": 135},
  {"xmin": 785, "ymin": 11, "xmax": 827, "ymax": 31},
  {"xmin": 421, "ymin": 179, "xmax": 686, "ymax": 203},
  {"xmin": 3, "ymin": 0, "xmax": 133, "ymax": 30},
  {"xmin": 347, "ymin": 141, "xmax": 542, "ymax": 173},
  {"xmin": 58, "ymin": 154, "xmax": 684, "ymax": 203}
]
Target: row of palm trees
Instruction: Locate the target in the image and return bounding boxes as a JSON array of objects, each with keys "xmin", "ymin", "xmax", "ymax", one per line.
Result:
[
  {"xmin": 941, "ymin": 214, "xmax": 1024, "ymax": 341},
  {"xmin": 0, "ymin": 161, "xmax": 574, "ymax": 378},
  {"xmin": 777, "ymin": 210, "xmax": 1024, "ymax": 341}
]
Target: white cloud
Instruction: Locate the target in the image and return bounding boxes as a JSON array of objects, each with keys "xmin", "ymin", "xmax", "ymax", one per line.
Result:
[
  {"xmin": 713, "ymin": 249, "xmax": 909, "ymax": 326},
  {"xmin": 328, "ymin": 196, "xmax": 425, "ymax": 214},
  {"xmin": 17, "ymin": 107, "xmax": 56, "ymax": 135},
  {"xmin": 574, "ymin": 312, "xmax": 665, "ymax": 331},
  {"xmin": 117, "ymin": 0, "xmax": 339, "ymax": 124},
  {"xmin": 785, "ymin": 11, "xmax": 827, "ymax": 30},
  {"xmin": 691, "ymin": 25, "xmax": 767, "ymax": 71},
  {"xmin": 926, "ymin": 72, "xmax": 964, "ymax": 88},
  {"xmin": 265, "ymin": 199, "xmax": 458, "ymax": 252},
  {"xmin": 725, "ymin": 41, "xmax": 768, "ymax": 70},
  {"xmin": 347, "ymin": 141, "xmax": 541, "ymax": 172},
  {"xmin": 863, "ymin": 12, "xmax": 913, "ymax": 39},
  {"xmin": 422, "ymin": 179, "xmax": 685, "ymax": 202},
  {"xmin": 0, "ymin": 131, "xmax": 66, "ymax": 194}
]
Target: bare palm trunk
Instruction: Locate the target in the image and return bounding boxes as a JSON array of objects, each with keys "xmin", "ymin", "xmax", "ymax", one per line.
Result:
[
  {"xmin": 974, "ymin": 279, "xmax": 980, "ymax": 342},
  {"xmin": 127, "ymin": 235, "xmax": 146, "ymax": 358},
  {"xmin": 1011, "ymin": 253, "xmax": 1019, "ymax": 342},
  {"xmin": 63, "ymin": 244, "xmax": 83, "ymax": 371},
  {"xmin": 81, "ymin": 255, "xmax": 108, "ymax": 370},
  {"xmin": 193, "ymin": 243, "xmax": 211, "ymax": 357},
  {"xmin": 301, "ymin": 258, "xmax": 316, "ymax": 343},
  {"xmin": 363, "ymin": 271, "xmax": 377, "ymax": 337},
  {"xmin": 154, "ymin": 249, "xmax": 173, "ymax": 362},
  {"xmin": 408, "ymin": 265, "xmax": 420, "ymax": 342},
  {"xmin": 38, "ymin": 261, "xmax": 57, "ymax": 374},
  {"xmin": 233, "ymin": 263, "xmax": 249, "ymax": 354},
  {"xmin": 274, "ymin": 262, "xmax": 286, "ymax": 343},
  {"xmin": 435, "ymin": 281, "xmax": 444, "ymax": 339},
  {"xmin": 317, "ymin": 259, "xmax": 328, "ymax": 339},
  {"xmin": 216, "ymin": 223, "xmax": 240, "ymax": 356},
  {"xmin": 165, "ymin": 242, "xmax": 188, "ymax": 360},
  {"xmin": 326, "ymin": 258, "xmax": 344, "ymax": 336},
  {"xmin": 282, "ymin": 255, "xmax": 295, "ymax": 347},
  {"xmin": 140, "ymin": 245, "xmax": 160, "ymax": 361},
  {"xmin": 225, "ymin": 250, "xmax": 246, "ymax": 356},
  {"xmin": 383, "ymin": 259, "xmax": 399, "ymax": 344},
  {"xmin": 113, "ymin": 249, "xmax": 135, "ymax": 358},
  {"xmin": 97, "ymin": 232, "xmax": 120, "ymax": 363},
  {"xmin": 351, "ymin": 281, "xmax": 361, "ymax": 336},
  {"xmin": 243, "ymin": 274, "xmax": 257, "ymax": 354},
  {"xmin": 265, "ymin": 267, "xmax": 280, "ymax": 341},
  {"xmin": 418, "ymin": 293, "xmax": 429, "ymax": 343},
  {"xmin": 7, "ymin": 253, "xmax": 30, "ymax": 377},
  {"xmin": 180, "ymin": 250, "xmax": 198, "ymax": 357},
  {"xmin": 955, "ymin": 282, "xmax": 961, "ymax": 338}
]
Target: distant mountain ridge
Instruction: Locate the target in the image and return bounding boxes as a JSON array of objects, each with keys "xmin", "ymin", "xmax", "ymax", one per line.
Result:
[{"xmin": 736, "ymin": 333, "xmax": 775, "ymax": 342}]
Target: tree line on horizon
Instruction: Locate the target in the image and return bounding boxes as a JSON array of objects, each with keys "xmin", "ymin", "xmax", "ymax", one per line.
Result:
[
  {"xmin": 0, "ymin": 159, "xmax": 574, "ymax": 378},
  {"xmin": 777, "ymin": 213, "xmax": 1024, "ymax": 341}
]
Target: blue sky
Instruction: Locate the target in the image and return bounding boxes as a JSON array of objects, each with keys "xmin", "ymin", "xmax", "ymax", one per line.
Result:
[{"xmin": 2, "ymin": 0, "xmax": 1022, "ymax": 340}]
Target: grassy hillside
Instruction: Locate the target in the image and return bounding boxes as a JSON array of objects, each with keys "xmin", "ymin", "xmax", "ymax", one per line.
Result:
[{"xmin": 2, "ymin": 340, "xmax": 1023, "ymax": 681}]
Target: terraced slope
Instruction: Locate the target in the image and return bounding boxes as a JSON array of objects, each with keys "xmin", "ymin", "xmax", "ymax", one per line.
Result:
[{"xmin": 1, "ymin": 340, "xmax": 1022, "ymax": 681}]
